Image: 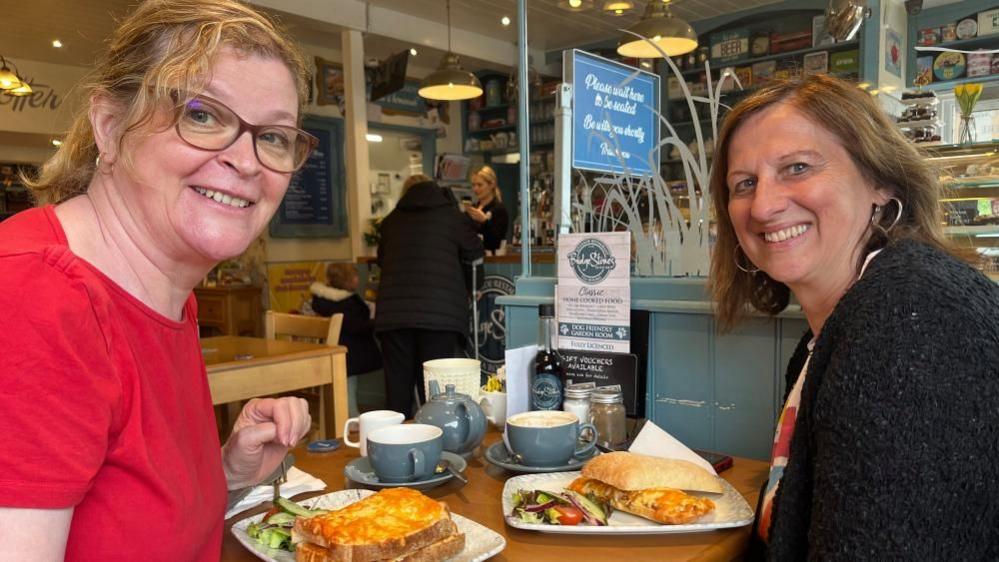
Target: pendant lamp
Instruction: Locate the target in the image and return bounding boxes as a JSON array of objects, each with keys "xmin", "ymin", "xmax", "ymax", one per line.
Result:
[
  {"xmin": 4, "ymin": 81, "xmax": 33, "ymax": 97},
  {"xmin": 0, "ymin": 56, "xmax": 24, "ymax": 91},
  {"xmin": 617, "ymin": 0, "xmax": 698, "ymax": 59},
  {"xmin": 603, "ymin": 1, "xmax": 635, "ymax": 16},
  {"xmin": 418, "ymin": 0, "xmax": 483, "ymax": 101}
]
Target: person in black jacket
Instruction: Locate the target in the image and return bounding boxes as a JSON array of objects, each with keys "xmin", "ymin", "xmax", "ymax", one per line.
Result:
[
  {"xmin": 708, "ymin": 74, "xmax": 999, "ymax": 560},
  {"xmin": 375, "ymin": 175, "xmax": 484, "ymax": 417},
  {"xmin": 464, "ymin": 165, "xmax": 509, "ymax": 254},
  {"xmin": 310, "ymin": 262, "xmax": 381, "ymax": 417}
]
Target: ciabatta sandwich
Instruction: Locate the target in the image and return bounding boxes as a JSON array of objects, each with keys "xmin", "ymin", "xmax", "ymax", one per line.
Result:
[
  {"xmin": 567, "ymin": 452, "xmax": 722, "ymax": 525},
  {"xmin": 293, "ymin": 488, "xmax": 464, "ymax": 562}
]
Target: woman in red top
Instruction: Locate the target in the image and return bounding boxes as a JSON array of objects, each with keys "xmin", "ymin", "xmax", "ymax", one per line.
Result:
[{"xmin": 0, "ymin": 1, "xmax": 315, "ymax": 559}]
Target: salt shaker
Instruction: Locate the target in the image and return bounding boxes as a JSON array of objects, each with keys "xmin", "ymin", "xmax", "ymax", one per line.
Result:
[{"xmin": 563, "ymin": 382, "xmax": 595, "ymax": 425}]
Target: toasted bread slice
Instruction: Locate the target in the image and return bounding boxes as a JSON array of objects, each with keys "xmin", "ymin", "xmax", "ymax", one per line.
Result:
[
  {"xmin": 296, "ymin": 532, "xmax": 464, "ymax": 562},
  {"xmin": 581, "ymin": 451, "xmax": 723, "ymax": 493},
  {"xmin": 293, "ymin": 488, "xmax": 458, "ymax": 562}
]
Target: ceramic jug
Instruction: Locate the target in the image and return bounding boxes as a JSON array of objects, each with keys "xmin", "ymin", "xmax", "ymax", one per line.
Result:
[{"xmin": 414, "ymin": 381, "xmax": 486, "ymax": 459}]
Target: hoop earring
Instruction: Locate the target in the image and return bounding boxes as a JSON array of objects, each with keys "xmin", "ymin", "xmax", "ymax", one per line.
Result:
[
  {"xmin": 871, "ymin": 197, "xmax": 903, "ymax": 234},
  {"xmin": 734, "ymin": 243, "xmax": 759, "ymax": 274}
]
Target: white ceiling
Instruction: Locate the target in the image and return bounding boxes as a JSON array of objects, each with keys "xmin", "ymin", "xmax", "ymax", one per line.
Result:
[{"xmin": 3, "ymin": 0, "xmax": 794, "ymax": 71}]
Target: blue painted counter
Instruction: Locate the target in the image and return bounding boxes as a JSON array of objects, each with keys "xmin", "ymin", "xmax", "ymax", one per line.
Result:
[{"xmin": 498, "ymin": 276, "xmax": 808, "ymax": 460}]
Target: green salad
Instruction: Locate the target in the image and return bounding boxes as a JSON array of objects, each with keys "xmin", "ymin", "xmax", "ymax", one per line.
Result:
[
  {"xmin": 246, "ymin": 497, "xmax": 328, "ymax": 552},
  {"xmin": 509, "ymin": 489, "xmax": 610, "ymax": 526}
]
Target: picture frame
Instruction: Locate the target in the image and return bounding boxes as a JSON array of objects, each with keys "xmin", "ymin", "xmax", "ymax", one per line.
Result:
[{"xmin": 315, "ymin": 56, "xmax": 345, "ymax": 107}]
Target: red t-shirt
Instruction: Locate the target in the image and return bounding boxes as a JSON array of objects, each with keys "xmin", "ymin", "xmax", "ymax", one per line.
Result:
[{"xmin": 0, "ymin": 206, "xmax": 226, "ymax": 560}]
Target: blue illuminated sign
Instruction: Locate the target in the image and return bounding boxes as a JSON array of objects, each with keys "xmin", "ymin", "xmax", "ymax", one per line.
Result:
[{"xmin": 568, "ymin": 50, "xmax": 660, "ymax": 176}]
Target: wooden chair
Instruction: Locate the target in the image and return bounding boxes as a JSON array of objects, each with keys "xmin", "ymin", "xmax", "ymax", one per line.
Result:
[{"xmin": 264, "ymin": 311, "xmax": 344, "ymax": 440}]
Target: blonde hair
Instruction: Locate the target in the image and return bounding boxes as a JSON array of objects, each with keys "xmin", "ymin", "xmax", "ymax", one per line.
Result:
[
  {"xmin": 325, "ymin": 262, "xmax": 357, "ymax": 290},
  {"xmin": 472, "ymin": 165, "xmax": 502, "ymax": 203},
  {"xmin": 709, "ymin": 74, "xmax": 956, "ymax": 332},
  {"xmin": 402, "ymin": 173, "xmax": 433, "ymax": 192},
  {"xmin": 26, "ymin": 0, "xmax": 309, "ymax": 205}
]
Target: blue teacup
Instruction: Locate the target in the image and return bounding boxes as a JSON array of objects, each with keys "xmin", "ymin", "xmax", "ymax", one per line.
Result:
[
  {"xmin": 504, "ymin": 410, "xmax": 597, "ymax": 467},
  {"xmin": 366, "ymin": 424, "xmax": 443, "ymax": 483}
]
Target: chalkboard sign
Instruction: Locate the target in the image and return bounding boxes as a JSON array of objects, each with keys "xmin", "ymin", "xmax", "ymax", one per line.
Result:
[
  {"xmin": 270, "ymin": 116, "xmax": 347, "ymax": 238},
  {"xmin": 560, "ymin": 350, "xmax": 640, "ymax": 416},
  {"xmin": 566, "ymin": 50, "xmax": 660, "ymax": 176}
]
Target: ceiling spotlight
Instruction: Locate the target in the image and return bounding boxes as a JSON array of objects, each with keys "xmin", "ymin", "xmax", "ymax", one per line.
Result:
[
  {"xmin": 51, "ymin": 139, "xmax": 62, "ymax": 147},
  {"xmin": 52, "ymin": 40, "xmax": 63, "ymax": 48},
  {"xmin": 365, "ymin": 133, "xmax": 383, "ymax": 143},
  {"xmin": 558, "ymin": 0, "xmax": 594, "ymax": 10},
  {"xmin": 410, "ymin": 48, "xmax": 418, "ymax": 56},
  {"xmin": 603, "ymin": 1, "xmax": 634, "ymax": 16},
  {"xmin": 501, "ymin": 16, "xmax": 511, "ymax": 26}
]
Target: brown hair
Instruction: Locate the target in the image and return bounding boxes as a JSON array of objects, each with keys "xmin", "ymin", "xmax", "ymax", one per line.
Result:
[
  {"xmin": 402, "ymin": 173, "xmax": 433, "ymax": 192},
  {"xmin": 325, "ymin": 262, "xmax": 357, "ymax": 290},
  {"xmin": 472, "ymin": 165, "xmax": 502, "ymax": 203},
  {"xmin": 26, "ymin": 0, "xmax": 309, "ymax": 205},
  {"xmin": 709, "ymin": 74, "xmax": 955, "ymax": 332}
]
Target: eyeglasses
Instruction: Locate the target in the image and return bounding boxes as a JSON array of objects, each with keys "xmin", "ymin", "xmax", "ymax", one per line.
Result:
[{"xmin": 172, "ymin": 93, "xmax": 317, "ymax": 173}]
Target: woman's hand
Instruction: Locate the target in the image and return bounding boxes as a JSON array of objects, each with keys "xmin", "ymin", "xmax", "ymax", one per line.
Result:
[
  {"xmin": 221, "ymin": 397, "xmax": 311, "ymax": 489},
  {"xmin": 466, "ymin": 205, "xmax": 488, "ymax": 223}
]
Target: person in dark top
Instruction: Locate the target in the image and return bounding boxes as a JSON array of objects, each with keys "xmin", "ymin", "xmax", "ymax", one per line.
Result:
[
  {"xmin": 311, "ymin": 262, "xmax": 381, "ymax": 417},
  {"xmin": 464, "ymin": 165, "xmax": 509, "ymax": 254},
  {"xmin": 375, "ymin": 174, "xmax": 484, "ymax": 417},
  {"xmin": 709, "ymin": 74, "xmax": 999, "ymax": 560}
]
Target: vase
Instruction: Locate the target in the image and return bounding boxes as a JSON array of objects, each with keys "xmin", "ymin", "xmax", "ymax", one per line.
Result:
[{"xmin": 958, "ymin": 114, "xmax": 976, "ymax": 145}]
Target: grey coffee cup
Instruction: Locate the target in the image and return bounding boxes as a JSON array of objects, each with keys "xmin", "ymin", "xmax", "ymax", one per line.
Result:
[
  {"xmin": 366, "ymin": 424, "xmax": 443, "ymax": 483},
  {"xmin": 504, "ymin": 411, "xmax": 597, "ymax": 467}
]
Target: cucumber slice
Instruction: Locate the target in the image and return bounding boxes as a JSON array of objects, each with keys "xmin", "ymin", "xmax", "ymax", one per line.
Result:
[{"xmin": 275, "ymin": 497, "xmax": 327, "ymax": 518}]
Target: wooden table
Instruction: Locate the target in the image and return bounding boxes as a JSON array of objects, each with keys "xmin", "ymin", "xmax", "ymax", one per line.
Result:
[
  {"xmin": 222, "ymin": 430, "xmax": 767, "ymax": 561},
  {"xmin": 202, "ymin": 336, "xmax": 348, "ymax": 439}
]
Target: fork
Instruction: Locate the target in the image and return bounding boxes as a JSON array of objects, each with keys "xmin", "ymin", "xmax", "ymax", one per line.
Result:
[{"xmin": 272, "ymin": 456, "xmax": 289, "ymax": 503}]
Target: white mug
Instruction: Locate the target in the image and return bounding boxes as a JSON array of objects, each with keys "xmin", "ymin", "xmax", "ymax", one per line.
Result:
[
  {"xmin": 479, "ymin": 390, "xmax": 507, "ymax": 428},
  {"xmin": 342, "ymin": 410, "xmax": 405, "ymax": 457}
]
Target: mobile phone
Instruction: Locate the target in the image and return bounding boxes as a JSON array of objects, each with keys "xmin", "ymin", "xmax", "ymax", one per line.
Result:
[{"xmin": 694, "ymin": 449, "xmax": 734, "ymax": 473}]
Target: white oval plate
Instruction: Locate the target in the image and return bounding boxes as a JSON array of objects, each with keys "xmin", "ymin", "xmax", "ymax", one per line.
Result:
[
  {"xmin": 502, "ymin": 471, "xmax": 754, "ymax": 534},
  {"xmin": 232, "ymin": 489, "xmax": 506, "ymax": 561}
]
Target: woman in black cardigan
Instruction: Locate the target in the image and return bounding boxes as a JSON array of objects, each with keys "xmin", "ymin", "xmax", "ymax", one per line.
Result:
[
  {"xmin": 465, "ymin": 165, "xmax": 509, "ymax": 254},
  {"xmin": 709, "ymin": 74, "xmax": 999, "ymax": 560}
]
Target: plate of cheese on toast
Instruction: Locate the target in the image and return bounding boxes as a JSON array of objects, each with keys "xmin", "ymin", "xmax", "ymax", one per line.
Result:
[
  {"xmin": 233, "ymin": 488, "xmax": 506, "ymax": 561},
  {"xmin": 502, "ymin": 452, "xmax": 754, "ymax": 534}
]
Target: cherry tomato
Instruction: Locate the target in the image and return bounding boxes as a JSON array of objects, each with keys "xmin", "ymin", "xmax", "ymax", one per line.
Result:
[{"xmin": 553, "ymin": 505, "xmax": 584, "ymax": 525}]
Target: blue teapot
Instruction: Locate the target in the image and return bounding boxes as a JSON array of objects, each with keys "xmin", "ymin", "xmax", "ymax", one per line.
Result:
[{"xmin": 414, "ymin": 381, "xmax": 486, "ymax": 459}]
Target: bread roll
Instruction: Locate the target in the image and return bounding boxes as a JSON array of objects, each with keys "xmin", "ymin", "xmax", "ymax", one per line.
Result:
[{"xmin": 581, "ymin": 451, "xmax": 723, "ymax": 494}]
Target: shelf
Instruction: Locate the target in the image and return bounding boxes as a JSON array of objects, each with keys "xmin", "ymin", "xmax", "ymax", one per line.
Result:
[
  {"xmin": 945, "ymin": 185, "xmax": 999, "ymax": 200},
  {"xmin": 915, "ymin": 34, "xmax": 999, "ymax": 54},
  {"xmin": 945, "ymin": 225, "xmax": 999, "ymax": 237},
  {"xmin": 920, "ymin": 74, "xmax": 999, "ymax": 92},
  {"xmin": 896, "ymin": 119, "xmax": 941, "ymax": 129},
  {"xmin": 900, "ymin": 96, "xmax": 939, "ymax": 106},
  {"xmin": 469, "ymin": 104, "xmax": 511, "ymax": 113},
  {"xmin": 468, "ymin": 125, "xmax": 516, "ymax": 135},
  {"xmin": 679, "ymin": 39, "xmax": 859, "ymax": 78}
]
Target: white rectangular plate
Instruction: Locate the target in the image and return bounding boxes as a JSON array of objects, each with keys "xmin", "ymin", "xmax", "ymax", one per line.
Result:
[
  {"xmin": 502, "ymin": 471, "xmax": 754, "ymax": 534},
  {"xmin": 232, "ymin": 489, "xmax": 506, "ymax": 561}
]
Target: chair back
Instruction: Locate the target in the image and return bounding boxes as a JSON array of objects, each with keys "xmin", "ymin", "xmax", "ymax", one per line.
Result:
[{"xmin": 265, "ymin": 311, "xmax": 343, "ymax": 346}]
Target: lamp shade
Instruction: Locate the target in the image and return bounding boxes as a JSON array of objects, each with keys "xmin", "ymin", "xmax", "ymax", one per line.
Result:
[
  {"xmin": 0, "ymin": 64, "xmax": 22, "ymax": 91},
  {"xmin": 617, "ymin": 2, "xmax": 698, "ymax": 58},
  {"xmin": 419, "ymin": 52, "xmax": 483, "ymax": 101},
  {"xmin": 4, "ymin": 81, "xmax": 32, "ymax": 97}
]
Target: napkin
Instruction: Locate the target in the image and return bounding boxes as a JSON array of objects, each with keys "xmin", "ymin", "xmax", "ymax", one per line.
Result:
[
  {"xmin": 627, "ymin": 420, "xmax": 718, "ymax": 476},
  {"xmin": 225, "ymin": 466, "xmax": 327, "ymax": 519}
]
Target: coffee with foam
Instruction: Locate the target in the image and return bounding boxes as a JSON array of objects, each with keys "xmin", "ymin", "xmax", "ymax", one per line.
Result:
[{"xmin": 508, "ymin": 411, "xmax": 577, "ymax": 428}]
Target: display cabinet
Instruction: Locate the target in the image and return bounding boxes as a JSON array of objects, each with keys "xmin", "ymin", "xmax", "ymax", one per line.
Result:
[{"xmin": 932, "ymin": 142, "xmax": 999, "ymax": 278}]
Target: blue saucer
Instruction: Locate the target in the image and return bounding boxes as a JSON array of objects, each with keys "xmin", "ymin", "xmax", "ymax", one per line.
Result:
[
  {"xmin": 483, "ymin": 441, "xmax": 598, "ymax": 473},
  {"xmin": 344, "ymin": 451, "xmax": 467, "ymax": 491}
]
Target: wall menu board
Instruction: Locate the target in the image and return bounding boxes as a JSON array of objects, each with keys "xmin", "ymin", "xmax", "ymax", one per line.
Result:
[
  {"xmin": 270, "ymin": 116, "xmax": 348, "ymax": 238},
  {"xmin": 566, "ymin": 49, "xmax": 660, "ymax": 177}
]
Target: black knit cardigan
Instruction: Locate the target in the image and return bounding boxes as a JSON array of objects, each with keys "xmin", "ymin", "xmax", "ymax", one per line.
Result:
[{"xmin": 748, "ymin": 239, "xmax": 999, "ymax": 561}]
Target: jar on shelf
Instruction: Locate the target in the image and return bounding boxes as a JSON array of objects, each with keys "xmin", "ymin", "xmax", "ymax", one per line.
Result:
[
  {"xmin": 590, "ymin": 386, "xmax": 626, "ymax": 449},
  {"xmin": 563, "ymin": 382, "xmax": 595, "ymax": 424},
  {"xmin": 468, "ymin": 111, "xmax": 480, "ymax": 132}
]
